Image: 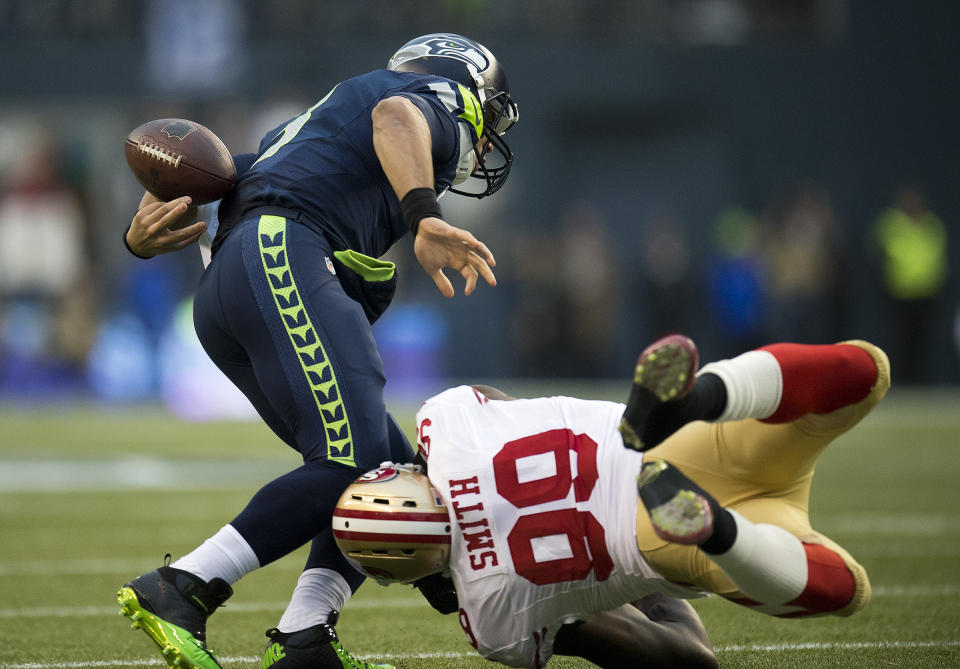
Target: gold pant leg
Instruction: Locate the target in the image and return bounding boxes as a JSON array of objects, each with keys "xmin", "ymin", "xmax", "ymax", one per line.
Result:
[{"xmin": 635, "ymin": 341, "xmax": 890, "ymax": 614}]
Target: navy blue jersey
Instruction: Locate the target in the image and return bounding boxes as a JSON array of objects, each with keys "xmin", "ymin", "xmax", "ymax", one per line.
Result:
[{"xmin": 214, "ymin": 69, "xmax": 482, "ymax": 258}]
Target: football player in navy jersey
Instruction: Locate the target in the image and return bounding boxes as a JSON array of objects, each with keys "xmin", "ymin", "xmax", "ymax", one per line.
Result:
[{"xmin": 118, "ymin": 34, "xmax": 518, "ymax": 669}]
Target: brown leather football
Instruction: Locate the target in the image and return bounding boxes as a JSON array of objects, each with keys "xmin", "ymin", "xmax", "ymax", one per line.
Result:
[{"xmin": 124, "ymin": 118, "xmax": 236, "ymax": 204}]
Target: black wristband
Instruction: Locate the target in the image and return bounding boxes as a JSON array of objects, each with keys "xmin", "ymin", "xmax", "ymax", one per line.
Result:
[
  {"xmin": 123, "ymin": 224, "xmax": 154, "ymax": 259},
  {"xmin": 400, "ymin": 187, "xmax": 441, "ymax": 237}
]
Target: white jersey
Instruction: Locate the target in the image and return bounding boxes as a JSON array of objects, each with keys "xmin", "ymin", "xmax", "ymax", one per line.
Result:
[{"xmin": 416, "ymin": 386, "xmax": 705, "ymax": 668}]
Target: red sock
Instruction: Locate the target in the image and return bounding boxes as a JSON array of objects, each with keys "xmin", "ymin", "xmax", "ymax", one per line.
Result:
[
  {"xmin": 759, "ymin": 344, "xmax": 877, "ymax": 423},
  {"xmin": 779, "ymin": 543, "xmax": 857, "ymax": 617},
  {"xmin": 720, "ymin": 539, "xmax": 858, "ymax": 618}
]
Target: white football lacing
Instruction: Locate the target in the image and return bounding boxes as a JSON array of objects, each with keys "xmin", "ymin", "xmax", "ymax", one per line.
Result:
[{"xmin": 137, "ymin": 141, "xmax": 183, "ymax": 167}]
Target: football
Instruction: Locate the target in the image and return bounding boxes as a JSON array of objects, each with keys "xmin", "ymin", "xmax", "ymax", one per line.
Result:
[{"xmin": 124, "ymin": 118, "xmax": 236, "ymax": 204}]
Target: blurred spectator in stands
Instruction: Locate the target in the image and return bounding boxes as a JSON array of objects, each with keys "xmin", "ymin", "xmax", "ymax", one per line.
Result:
[
  {"xmin": 0, "ymin": 136, "xmax": 95, "ymax": 396},
  {"xmin": 86, "ymin": 242, "xmax": 190, "ymax": 403},
  {"xmin": 705, "ymin": 205, "xmax": 767, "ymax": 357},
  {"xmin": 555, "ymin": 201, "xmax": 621, "ymax": 377},
  {"xmin": 953, "ymin": 307, "xmax": 960, "ymax": 374},
  {"xmin": 144, "ymin": 0, "xmax": 246, "ymax": 100},
  {"xmin": 507, "ymin": 201, "xmax": 621, "ymax": 379},
  {"xmin": 764, "ymin": 184, "xmax": 842, "ymax": 344},
  {"xmin": 675, "ymin": 0, "xmax": 752, "ymax": 45},
  {"xmin": 507, "ymin": 229, "xmax": 564, "ymax": 376},
  {"xmin": 637, "ymin": 207, "xmax": 700, "ymax": 339},
  {"xmin": 954, "ymin": 306, "xmax": 960, "ymax": 376},
  {"xmin": 872, "ymin": 186, "xmax": 949, "ymax": 384}
]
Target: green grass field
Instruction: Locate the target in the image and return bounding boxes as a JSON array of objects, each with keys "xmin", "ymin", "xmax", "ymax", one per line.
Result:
[{"xmin": 1, "ymin": 388, "xmax": 959, "ymax": 668}]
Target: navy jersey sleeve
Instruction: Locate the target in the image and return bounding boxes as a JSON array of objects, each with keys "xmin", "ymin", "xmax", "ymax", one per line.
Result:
[
  {"xmin": 393, "ymin": 77, "xmax": 485, "ymax": 192},
  {"xmin": 232, "ymin": 152, "xmax": 257, "ymax": 178},
  {"xmin": 395, "ymin": 92, "xmax": 461, "ymax": 189},
  {"xmin": 214, "ymin": 70, "xmax": 482, "ymax": 260}
]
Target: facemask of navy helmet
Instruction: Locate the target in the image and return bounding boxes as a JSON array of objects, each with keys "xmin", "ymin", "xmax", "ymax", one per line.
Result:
[{"xmin": 388, "ymin": 33, "xmax": 519, "ymax": 198}]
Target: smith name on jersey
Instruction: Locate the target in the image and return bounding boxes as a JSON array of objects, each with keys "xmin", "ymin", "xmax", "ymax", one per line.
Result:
[{"xmin": 416, "ymin": 386, "xmax": 706, "ymax": 669}]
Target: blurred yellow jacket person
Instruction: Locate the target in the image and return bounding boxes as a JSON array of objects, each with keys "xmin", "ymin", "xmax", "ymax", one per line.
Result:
[{"xmin": 874, "ymin": 189, "xmax": 947, "ymax": 300}]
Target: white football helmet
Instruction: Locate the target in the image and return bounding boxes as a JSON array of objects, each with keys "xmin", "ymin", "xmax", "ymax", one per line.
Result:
[{"xmin": 333, "ymin": 463, "xmax": 452, "ymax": 584}]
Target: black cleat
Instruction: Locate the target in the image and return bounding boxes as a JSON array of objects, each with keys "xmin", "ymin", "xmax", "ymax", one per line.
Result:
[
  {"xmin": 262, "ymin": 614, "xmax": 395, "ymax": 669},
  {"xmin": 637, "ymin": 460, "xmax": 714, "ymax": 545},
  {"xmin": 117, "ymin": 557, "xmax": 232, "ymax": 669},
  {"xmin": 619, "ymin": 334, "xmax": 699, "ymax": 451}
]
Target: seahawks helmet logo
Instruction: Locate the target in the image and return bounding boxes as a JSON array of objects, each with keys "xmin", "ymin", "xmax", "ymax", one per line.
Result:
[{"xmin": 420, "ymin": 36, "xmax": 489, "ymax": 72}]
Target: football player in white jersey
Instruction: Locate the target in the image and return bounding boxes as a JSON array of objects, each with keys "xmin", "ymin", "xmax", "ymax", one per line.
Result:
[{"xmin": 333, "ymin": 334, "xmax": 889, "ymax": 668}]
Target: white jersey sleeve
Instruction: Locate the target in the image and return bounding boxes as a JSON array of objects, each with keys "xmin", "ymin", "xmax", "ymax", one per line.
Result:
[
  {"xmin": 196, "ymin": 200, "xmax": 220, "ymax": 268},
  {"xmin": 415, "ymin": 386, "xmax": 705, "ymax": 668}
]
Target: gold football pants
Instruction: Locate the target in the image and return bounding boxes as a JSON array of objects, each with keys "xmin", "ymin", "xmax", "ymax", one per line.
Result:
[{"xmin": 636, "ymin": 341, "xmax": 890, "ymax": 616}]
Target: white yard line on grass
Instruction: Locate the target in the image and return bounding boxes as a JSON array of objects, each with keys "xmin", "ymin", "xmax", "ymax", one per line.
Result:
[
  {"xmin": 1, "ymin": 584, "xmax": 957, "ymax": 620},
  {"xmin": 720, "ymin": 640, "xmax": 960, "ymax": 652},
  {"xmin": 0, "ymin": 558, "xmax": 304, "ymax": 576},
  {"xmin": 845, "ymin": 541, "xmax": 960, "ymax": 558},
  {"xmin": 0, "ymin": 597, "xmax": 426, "ymax": 619},
  {"xmin": 823, "ymin": 513, "xmax": 960, "ymax": 536},
  {"xmin": 2, "ymin": 641, "xmax": 960, "ymax": 668},
  {"xmin": 0, "ymin": 538, "xmax": 955, "ymax": 581},
  {"xmin": 0, "ymin": 458, "xmax": 287, "ymax": 492}
]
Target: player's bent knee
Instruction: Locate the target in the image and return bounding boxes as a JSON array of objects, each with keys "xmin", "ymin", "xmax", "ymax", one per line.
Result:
[
  {"xmin": 831, "ymin": 550, "xmax": 871, "ymax": 617},
  {"xmin": 797, "ymin": 340, "xmax": 891, "ymax": 435},
  {"xmin": 841, "ymin": 340, "xmax": 891, "ymax": 404}
]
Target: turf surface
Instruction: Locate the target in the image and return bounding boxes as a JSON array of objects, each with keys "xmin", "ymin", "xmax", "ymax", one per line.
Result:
[{"xmin": 1, "ymin": 388, "xmax": 958, "ymax": 667}]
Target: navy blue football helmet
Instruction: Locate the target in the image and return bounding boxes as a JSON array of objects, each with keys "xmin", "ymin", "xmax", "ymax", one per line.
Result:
[{"xmin": 388, "ymin": 33, "xmax": 518, "ymax": 198}]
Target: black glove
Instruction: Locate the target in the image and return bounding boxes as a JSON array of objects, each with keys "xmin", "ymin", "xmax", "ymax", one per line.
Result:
[{"xmin": 414, "ymin": 572, "xmax": 458, "ymax": 615}]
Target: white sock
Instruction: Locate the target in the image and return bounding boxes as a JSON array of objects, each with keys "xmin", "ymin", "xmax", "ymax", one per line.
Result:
[
  {"xmin": 706, "ymin": 510, "xmax": 807, "ymax": 605},
  {"xmin": 171, "ymin": 524, "xmax": 260, "ymax": 585},
  {"xmin": 698, "ymin": 350, "xmax": 782, "ymax": 422},
  {"xmin": 277, "ymin": 568, "xmax": 352, "ymax": 633}
]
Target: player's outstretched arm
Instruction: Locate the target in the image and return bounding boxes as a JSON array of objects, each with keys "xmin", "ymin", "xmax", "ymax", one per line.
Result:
[
  {"xmin": 553, "ymin": 593, "xmax": 717, "ymax": 668},
  {"xmin": 371, "ymin": 95, "xmax": 496, "ymax": 297},
  {"xmin": 124, "ymin": 191, "xmax": 207, "ymax": 258}
]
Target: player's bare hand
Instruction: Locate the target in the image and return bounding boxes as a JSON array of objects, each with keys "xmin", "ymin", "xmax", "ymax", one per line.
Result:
[
  {"xmin": 125, "ymin": 192, "xmax": 207, "ymax": 258},
  {"xmin": 414, "ymin": 217, "xmax": 496, "ymax": 298}
]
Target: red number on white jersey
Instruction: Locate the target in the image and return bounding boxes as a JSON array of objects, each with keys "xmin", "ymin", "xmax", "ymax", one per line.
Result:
[
  {"xmin": 417, "ymin": 417, "xmax": 432, "ymax": 460},
  {"xmin": 492, "ymin": 429, "xmax": 613, "ymax": 585}
]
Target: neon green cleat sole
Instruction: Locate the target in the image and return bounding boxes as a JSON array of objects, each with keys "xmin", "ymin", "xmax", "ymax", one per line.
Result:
[
  {"xmin": 117, "ymin": 586, "xmax": 223, "ymax": 669},
  {"xmin": 619, "ymin": 334, "xmax": 699, "ymax": 451},
  {"xmin": 332, "ymin": 641, "xmax": 395, "ymax": 668},
  {"xmin": 631, "ymin": 336, "xmax": 698, "ymax": 402},
  {"xmin": 648, "ymin": 489, "xmax": 714, "ymax": 545},
  {"xmin": 637, "ymin": 460, "xmax": 715, "ymax": 545}
]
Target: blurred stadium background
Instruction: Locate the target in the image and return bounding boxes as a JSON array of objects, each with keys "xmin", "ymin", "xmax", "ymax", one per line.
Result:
[
  {"xmin": 2, "ymin": 1, "xmax": 960, "ymax": 666},
  {"xmin": 0, "ymin": 0, "xmax": 958, "ymax": 413}
]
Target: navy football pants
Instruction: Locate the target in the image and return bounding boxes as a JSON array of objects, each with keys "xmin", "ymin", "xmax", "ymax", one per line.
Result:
[{"xmin": 193, "ymin": 215, "xmax": 412, "ymax": 587}]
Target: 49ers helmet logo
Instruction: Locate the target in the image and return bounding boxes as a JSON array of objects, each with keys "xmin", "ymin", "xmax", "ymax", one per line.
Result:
[{"xmin": 356, "ymin": 466, "xmax": 398, "ymax": 483}]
